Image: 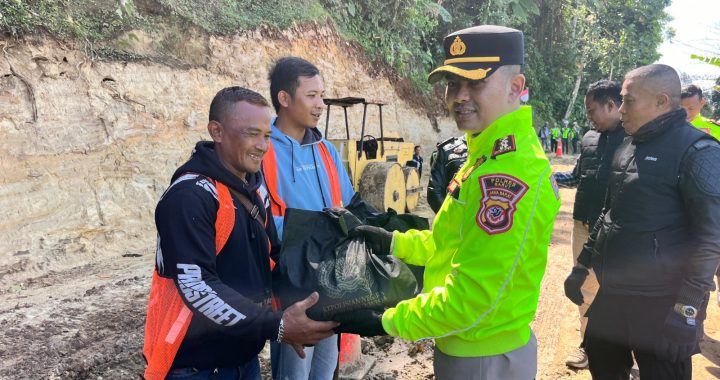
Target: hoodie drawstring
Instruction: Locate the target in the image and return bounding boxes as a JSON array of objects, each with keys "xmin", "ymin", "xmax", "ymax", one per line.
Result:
[
  {"xmin": 284, "ymin": 136, "xmax": 297, "ymax": 183},
  {"xmin": 311, "ymin": 145, "xmax": 328, "ymax": 208},
  {"xmin": 280, "ymin": 132, "xmax": 327, "ymax": 207}
]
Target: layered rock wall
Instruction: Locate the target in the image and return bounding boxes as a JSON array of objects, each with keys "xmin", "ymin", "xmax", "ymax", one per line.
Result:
[{"xmin": 0, "ymin": 23, "xmax": 457, "ymax": 280}]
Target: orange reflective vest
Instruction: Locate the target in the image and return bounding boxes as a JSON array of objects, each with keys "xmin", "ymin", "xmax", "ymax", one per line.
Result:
[
  {"xmin": 262, "ymin": 140, "xmax": 343, "ymax": 216},
  {"xmin": 143, "ymin": 177, "xmax": 273, "ymax": 380}
]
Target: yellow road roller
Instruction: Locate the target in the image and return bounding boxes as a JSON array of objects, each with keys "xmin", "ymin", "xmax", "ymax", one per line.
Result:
[{"xmin": 322, "ymin": 97, "xmax": 421, "ymax": 213}]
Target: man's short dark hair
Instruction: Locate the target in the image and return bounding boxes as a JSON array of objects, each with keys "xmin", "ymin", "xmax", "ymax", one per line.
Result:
[
  {"xmin": 268, "ymin": 56, "xmax": 320, "ymax": 113},
  {"xmin": 209, "ymin": 86, "xmax": 269, "ymax": 124},
  {"xmin": 586, "ymin": 80, "xmax": 622, "ymax": 105},
  {"xmin": 681, "ymin": 84, "xmax": 703, "ymax": 100}
]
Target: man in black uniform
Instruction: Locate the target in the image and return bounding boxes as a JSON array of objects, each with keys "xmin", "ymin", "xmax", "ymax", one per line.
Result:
[
  {"xmin": 426, "ymin": 135, "xmax": 468, "ymax": 213},
  {"xmin": 563, "ymin": 64, "xmax": 720, "ymax": 379},
  {"xmin": 555, "ymin": 80, "xmax": 626, "ymax": 370}
]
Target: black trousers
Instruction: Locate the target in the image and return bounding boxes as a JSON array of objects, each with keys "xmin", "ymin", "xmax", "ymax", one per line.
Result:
[
  {"xmin": 584, "ymin": 292, "xmax": 695, "ymax": 380},
  {"xmin": 551, "ymin": 139, "xmax": 558, "ymax": 152}
]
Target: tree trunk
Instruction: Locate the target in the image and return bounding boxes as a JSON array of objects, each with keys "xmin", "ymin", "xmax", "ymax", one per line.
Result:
[{"xmin": 564, "ymin": 69, "xmax": 583, "ymax": 122}]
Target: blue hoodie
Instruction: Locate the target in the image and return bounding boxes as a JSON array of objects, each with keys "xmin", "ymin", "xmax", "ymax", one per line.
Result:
[{"xmin": 267, "ymin": 117, "xmax": 355, "ymax": 239}]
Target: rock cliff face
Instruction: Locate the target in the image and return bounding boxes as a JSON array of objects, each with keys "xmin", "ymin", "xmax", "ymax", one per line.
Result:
[{"xmin": 0, "ymin": 23, "xmax": 456, "ymax": 282}]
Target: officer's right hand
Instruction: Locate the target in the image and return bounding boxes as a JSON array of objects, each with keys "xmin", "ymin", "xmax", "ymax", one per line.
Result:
[
  {"xmin": 334, "ymin": 308, "xmax": 387, "ymax": 337},
  {"xmin": 563, "ymin": 266, "xmax": 589, "ymax": 305},
  {"xmin": 349, "ymin": 225, "xmax": 393, "ymax": 255},
  {"xmin": 281, "ymin": 292, "xmax": 338, "ymax": 359}
]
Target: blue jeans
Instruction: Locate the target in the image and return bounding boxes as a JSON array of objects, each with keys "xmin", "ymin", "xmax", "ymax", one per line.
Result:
[
  {"xmin": 271, "ymin": 334, "xmax": 338, "ymax": 380},
  {"xmin": 165, "ymin": 356, "xmax": 261, "ymax": 380}
]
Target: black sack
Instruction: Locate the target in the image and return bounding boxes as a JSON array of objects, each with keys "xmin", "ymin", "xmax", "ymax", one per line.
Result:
[
  {"xmin": 345, "ymin": 193, "xmax": 430, "ymax": 289},
  {"xmin": 274, "ymin": 207, "xmax": 418, "ymax": 321},
  {"xmin": 345, "ymin": 192, "xmax": 430, "ymax": 232}
]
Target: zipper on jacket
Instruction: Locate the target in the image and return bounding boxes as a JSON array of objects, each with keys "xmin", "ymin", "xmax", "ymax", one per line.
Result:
[{"xmin": 652, "ymin": 234, "xmax": 659, "ymax": 260}]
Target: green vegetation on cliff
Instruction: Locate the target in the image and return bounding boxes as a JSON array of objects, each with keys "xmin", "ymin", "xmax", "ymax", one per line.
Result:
[{"xmin": 1, "ymin": 0, "xmax": 673, "ymax": 123}]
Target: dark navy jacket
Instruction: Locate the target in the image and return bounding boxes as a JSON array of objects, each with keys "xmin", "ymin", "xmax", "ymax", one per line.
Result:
[{"xmin": 155, "ymin": 141, "xmax": 282, "ymax": 368}]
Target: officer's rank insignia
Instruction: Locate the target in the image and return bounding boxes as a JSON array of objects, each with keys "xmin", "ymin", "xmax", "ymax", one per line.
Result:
[
  {"xmin": 450, "ymin": 36, "xmax": 466, "ymax": 56},
  {"xmin": 476, "ymin": 174, "xmax": 528, "ymax": 234},
  {"xmin": 491, "ymin": 135, "xmax": 516, "ymax": 159}
]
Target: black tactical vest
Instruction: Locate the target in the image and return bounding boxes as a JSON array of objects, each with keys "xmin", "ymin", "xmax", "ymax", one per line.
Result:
[
  {"xmin": 573, "ymin": 126, "xmax": 625, "ymax": 224},
  {"xmin": 592, "ymin": 114, "xmax": 712, "ymax": 296}
]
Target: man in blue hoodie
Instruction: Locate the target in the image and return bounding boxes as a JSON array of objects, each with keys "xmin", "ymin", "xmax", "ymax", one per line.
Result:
[{"xmin": 264, "ymin": 57, "xmax": 356, "ymax": 380}]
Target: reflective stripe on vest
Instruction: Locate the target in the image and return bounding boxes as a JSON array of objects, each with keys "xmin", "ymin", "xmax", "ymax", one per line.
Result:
[
  {"xmin": 144, "ymin": 178, "xmax": 274, "ymax": 379},
  {"xmin": 262, "ymin": 140, "xmax": 343, "ymax": 216}
]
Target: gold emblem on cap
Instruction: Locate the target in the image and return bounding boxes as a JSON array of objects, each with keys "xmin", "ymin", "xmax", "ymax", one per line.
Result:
[{"xmin": 449, "ymin": 36, "xmax": 466, "ymax": 56}]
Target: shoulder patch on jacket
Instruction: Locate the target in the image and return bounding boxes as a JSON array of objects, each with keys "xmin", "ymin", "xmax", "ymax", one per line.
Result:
[
  {"xmin": 195, "ymin": 178, "xmax": 219, "ymax": 200},
  {"xmin": 476, "ymin": 174, "xmax": 528, "ymax": 234},
  {"xmin": 491, "ymin": 135, "xmax": 516, "ymax": 159}
]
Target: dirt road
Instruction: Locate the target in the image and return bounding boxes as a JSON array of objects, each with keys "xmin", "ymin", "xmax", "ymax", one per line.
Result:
[{"xmin": 1, "ymin": 158, "xmax": 718, "ymax": 379}]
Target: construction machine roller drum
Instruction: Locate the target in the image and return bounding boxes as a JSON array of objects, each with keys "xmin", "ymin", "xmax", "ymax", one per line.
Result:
[
  {"xmin": 358, "ymin": 162, "xmax": 406, "ymax": 212},
  {"xmin": 402, "ymin": 167, "xmax": 421, "ymax": 212}
]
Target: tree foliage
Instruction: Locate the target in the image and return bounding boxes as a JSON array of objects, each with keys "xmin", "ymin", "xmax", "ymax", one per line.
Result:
[
  {"xmin": 0, "ymin": 0, "xmax": 672, "ymax": 123},
  {"xmin": 712, "ymin": 76, "xmax": 720, "ymax": 120}
]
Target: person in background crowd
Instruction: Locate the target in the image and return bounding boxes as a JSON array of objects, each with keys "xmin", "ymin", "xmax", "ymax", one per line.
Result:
[
  {"xmin": 561, "ymin": 123, "xmax": 571, "ymax": 154},
  {"xmin": 571, "ymin": 121, "xmax": 581, "ymax": 154},
  {"xmin": 538, "ymin": 122, "xmax": 551, "ymax": 152},
  {"xmin": 427, "ymin": 135, "xmax": 468, "ymax": 213},
  {"xmin": 408, "ymin": 145, "xmax": 424, "ymax": 178},
  {"xmin": 551, "ymin": 123, "xmax": 561, "ymax": 153},
  {"xmin": 680, "ymin": 84, "xmax": 720, "ymax": 141}
]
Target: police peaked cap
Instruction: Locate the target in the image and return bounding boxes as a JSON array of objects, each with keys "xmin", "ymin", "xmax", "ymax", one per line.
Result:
[{"xmin": 428, "ymin": 25, "xmax": 524, "ymax": 84}]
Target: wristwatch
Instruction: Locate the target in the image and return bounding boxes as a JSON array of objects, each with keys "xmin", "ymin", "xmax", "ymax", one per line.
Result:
[{"xmin": 674, "ymin": 303, "xmax": 698, "ymax": 326}]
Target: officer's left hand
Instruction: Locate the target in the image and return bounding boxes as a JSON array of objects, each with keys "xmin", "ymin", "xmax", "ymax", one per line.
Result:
[
  {"xmin": 654, "ymin": 309, "xmax": 699, "ymax": 363},
  {"xmin": 334, "ymin": 309, "xmax": 387, "ymax": 337},
  {"xmin": 563, "ymin": 266, "xmax": 589, "ymax": 305}
]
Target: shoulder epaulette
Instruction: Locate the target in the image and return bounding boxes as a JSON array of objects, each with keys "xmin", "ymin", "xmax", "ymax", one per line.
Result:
[{"xmin": 491, "ymin": 135, "xmax": 516, "ymax": 159}]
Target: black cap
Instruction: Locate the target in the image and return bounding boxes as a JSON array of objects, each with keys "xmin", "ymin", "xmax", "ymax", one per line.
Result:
[{"xmin": 428, "ymin": 25, "xmax": 524, "ymax": 84}]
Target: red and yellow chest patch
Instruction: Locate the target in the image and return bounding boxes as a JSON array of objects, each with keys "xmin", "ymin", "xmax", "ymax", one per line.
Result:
[{"xmin": 476, "ymin": 174, "xmax": 528, "ymax": 234}]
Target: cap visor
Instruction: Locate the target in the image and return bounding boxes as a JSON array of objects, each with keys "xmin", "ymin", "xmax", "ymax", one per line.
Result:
[{"xmin": 427, "ymin": 65, "xmax": 494, "ymax": 84}]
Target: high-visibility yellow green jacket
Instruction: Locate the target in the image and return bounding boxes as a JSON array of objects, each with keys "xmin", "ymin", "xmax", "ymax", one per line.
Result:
[
  {"xmin": 690, "ymin": 114, "xmax": 720, "ymax": 141},
  {"xmin": 551, "ymin": 127, "xmax": 560, "ymax": 139},
  {"xmin": 381, "ymin": 106, "xmax": 561, "ymax": 357},
  {"xmin": 561, "ymin": 127, "xmax": 570, "ymax": 139}
]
